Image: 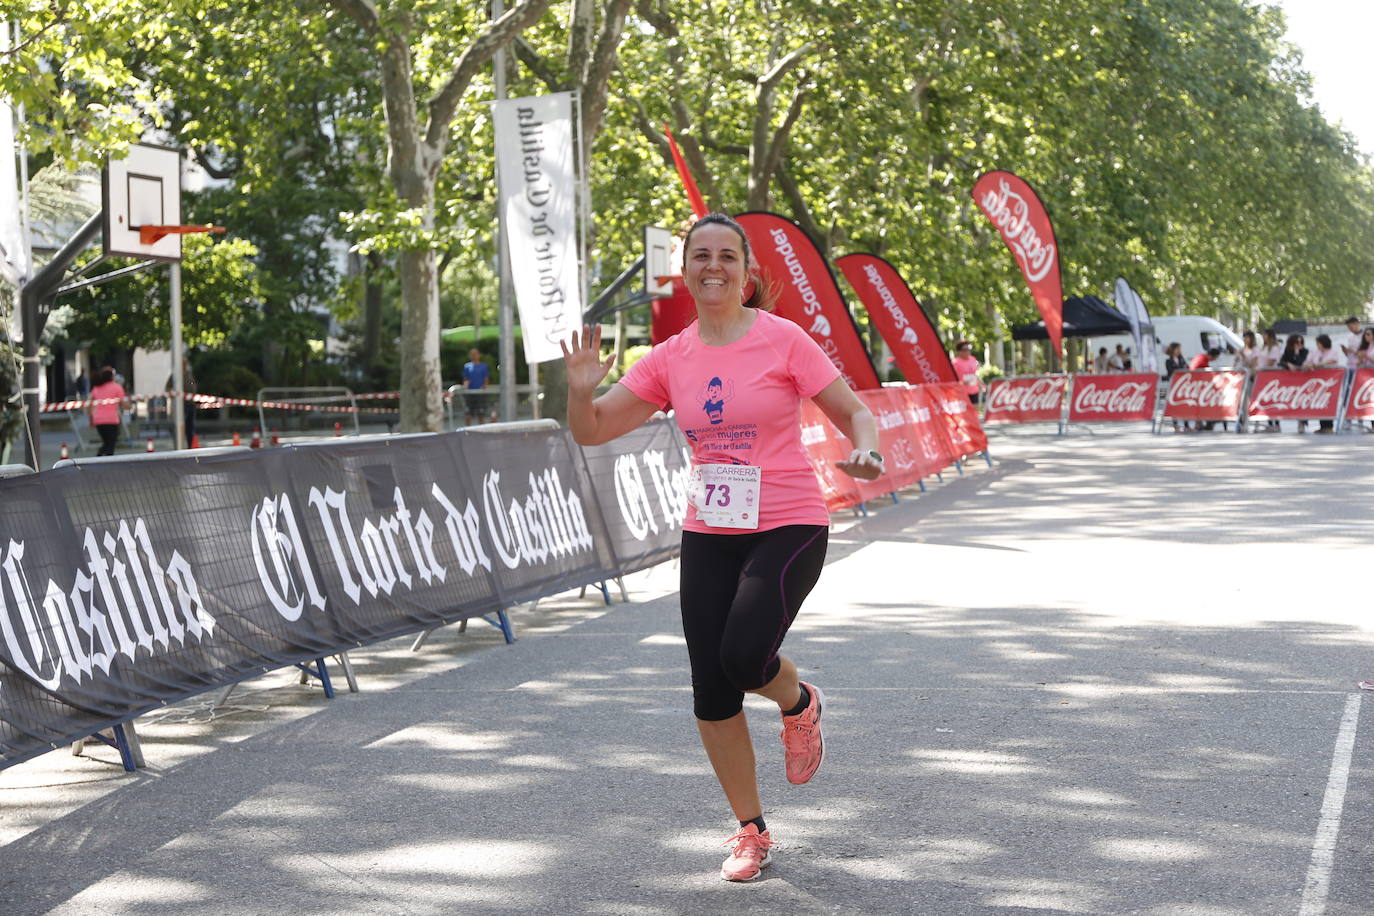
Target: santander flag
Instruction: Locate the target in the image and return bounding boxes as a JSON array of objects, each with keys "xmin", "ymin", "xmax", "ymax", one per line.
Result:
[
  {"xmin": 972, "ymin": 171, "xmax": 1064, "ymax": 360},
  {"xmin": 735, "ymin": 212, "xmax": 881, "ymax": 390},
  {"xmin": 836, "ymin": 253, "xmax": 955, "ymax": 385}
]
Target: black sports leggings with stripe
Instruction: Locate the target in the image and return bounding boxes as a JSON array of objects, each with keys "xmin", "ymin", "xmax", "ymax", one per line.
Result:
[{"xmin": 679, "ymin": 525, "xmax": 828, "ymax": 721}]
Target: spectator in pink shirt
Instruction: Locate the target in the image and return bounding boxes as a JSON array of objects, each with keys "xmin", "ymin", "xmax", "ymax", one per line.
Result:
[
  {"xmin": 952, "ymin": 340, "xmax": 981, "ymax": 404},
  {"xmin": 1255, "ymin": 328, "xmax": 1283, "ymax": 370},
  {"xmin": 86, "ymin": 366, "xmax": 127, "ymax": 456},
  {"xmin": 1356, "ymin": 328, "xmax": 1374, "ymax": 369}
]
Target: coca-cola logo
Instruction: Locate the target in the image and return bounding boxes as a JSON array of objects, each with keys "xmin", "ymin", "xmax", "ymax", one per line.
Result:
[
  {"xmin": 1167, "ymin": 374, "xmax": 1243, "ymax": 408},
  {"xmin": 1073, "ymin": 381, "xmax": 1152, "ymax": 415},
  {"xmin": 988, "ymin": 378, "xmax": 1063, "ymax": 414},
  {"xmin": 1351, "ymin": 377, "xmax": 1374, "ymax": 412},
  {"xmin": 1251, "ymin": 376, "xmax": 1338, "ymax": 413},
  {"xmin": 979, "ymin": 178, "xmax": 1056, "ymax": 283}
]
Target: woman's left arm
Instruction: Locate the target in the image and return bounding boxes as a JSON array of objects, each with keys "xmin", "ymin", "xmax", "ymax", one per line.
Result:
[{"xmin": 811, "ymin": 377, "xmax": 883, "ymax": 480}]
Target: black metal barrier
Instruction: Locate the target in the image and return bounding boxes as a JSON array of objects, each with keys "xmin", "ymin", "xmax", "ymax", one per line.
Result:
[{"xmin": 0, "ymin": 419, "xmax": 691, "ymax": 771}]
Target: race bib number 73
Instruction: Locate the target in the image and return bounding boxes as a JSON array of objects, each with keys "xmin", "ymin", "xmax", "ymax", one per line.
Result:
[{"xmin": 687, "ymin": 464, "xmax": 761, "ymax": 529}]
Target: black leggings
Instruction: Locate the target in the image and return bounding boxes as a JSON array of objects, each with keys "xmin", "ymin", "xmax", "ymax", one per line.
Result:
[
  {"xmin": 679, "ymin": 525, "xmax": 828, "ymax": 721},
  {"xmin": 96, "ymin": 424, "xmax": 119, "ymax": 456}
]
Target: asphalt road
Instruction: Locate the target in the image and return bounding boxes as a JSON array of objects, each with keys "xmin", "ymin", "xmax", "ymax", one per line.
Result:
[{"xmin": 2, "ymin": 426, "xmax": 1372, "ymax": 915}]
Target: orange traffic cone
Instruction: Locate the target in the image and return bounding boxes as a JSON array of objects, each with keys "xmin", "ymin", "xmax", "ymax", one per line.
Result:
[
  {"xmin": 270, "ymin": 429, "xmax": 280, "ymax": 446},
  {"xmin": 59, "ymin": 442, "xmax": 69, "ymax": 460},
  {"xmin": 232, "ymin": 430, "xmax": 241, "ymax": 446},
  {"xmin": 146, "ymin": 437, "xmax": 155, "ymax": 453},
  {"xmin": 190, "ymin": 434, "xmax": 200, "ymax": 449},
  {"xmin": 334, "ymin": 421, "xmax": 342, "ymax": 437},
  {"xmin": 250, "ymin": 427, "xmax": 262, "ymax": 449}
]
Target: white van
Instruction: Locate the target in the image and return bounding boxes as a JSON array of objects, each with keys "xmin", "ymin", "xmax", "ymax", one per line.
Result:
[{"xmin": 1087, "ymin": 316, "xmax": 1244, "ymax": 372}]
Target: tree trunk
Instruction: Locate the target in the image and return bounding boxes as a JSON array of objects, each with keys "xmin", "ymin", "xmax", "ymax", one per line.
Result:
[
  {"xmin": 397, "ymin": 185, "xmax": 443, "ymax": 431},
  {"xmin": 362, "ymin": 251, "xmax": 384, "ymax": 371}
]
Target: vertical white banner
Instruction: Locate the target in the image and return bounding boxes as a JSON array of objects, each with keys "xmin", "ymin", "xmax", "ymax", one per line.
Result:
[
  {"xmin": 493, "ymin": 92, "xmax": 581, "ymax": 365},
  {"xmin": 0, "ymin": 23, "xmax": 26, "ymax": 287},
  {"xmin": 1114, "ymin": 277, "xmax": 1157, "ymax": 372}
]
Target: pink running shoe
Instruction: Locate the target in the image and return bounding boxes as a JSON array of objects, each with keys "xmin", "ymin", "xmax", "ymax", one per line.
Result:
[
  {"xmin": 720, "ymin": 823, "xmax": 774, "ymax": 881},
  {"xmin": 781, "ymin": 681, "xmax": 825, "ymax": 785}
]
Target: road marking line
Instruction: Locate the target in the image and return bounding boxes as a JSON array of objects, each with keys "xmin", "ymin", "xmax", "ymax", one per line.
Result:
[{"xmin": 1298, "ymin": 693, "xmax": 1361, "ymax": 916}]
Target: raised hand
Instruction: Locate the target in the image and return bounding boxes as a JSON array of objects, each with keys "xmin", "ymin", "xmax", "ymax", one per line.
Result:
[
  {"xmin": 836, "ymin": 448, "xmax": 884, "ymax": 481},
  {"xmin": 560, "ymin": 324, "xmax": 616, "ymax": 395}
]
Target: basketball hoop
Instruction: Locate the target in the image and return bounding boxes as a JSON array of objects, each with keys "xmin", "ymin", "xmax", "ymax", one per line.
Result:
[{"xmin": 139, "ymin": 224, "xmax": 227, "ymax": 246}]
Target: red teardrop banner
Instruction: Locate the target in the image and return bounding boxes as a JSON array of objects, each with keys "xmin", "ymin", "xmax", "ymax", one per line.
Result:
[
  {"xmin": 835, "ymin": 253, "xmax": 956, "ymax": 386},
  {"xmin": 972, "ymin": 171, "xmax": 1064, "ymax": 360},
  {"xmin": 735, "ymin": 211, "xmax": 881, "ymax": 390}
]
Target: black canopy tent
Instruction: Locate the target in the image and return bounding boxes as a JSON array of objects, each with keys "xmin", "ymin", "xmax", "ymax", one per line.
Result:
[{"xmin": 1011, "ymin": 295, "xmax": 1132, "ymax": 340}]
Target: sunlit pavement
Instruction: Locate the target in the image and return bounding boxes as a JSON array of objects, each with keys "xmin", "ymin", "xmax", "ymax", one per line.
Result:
[{"xmin": 3, "ymin": 426, "xmax": 1373, "ymax": 915}]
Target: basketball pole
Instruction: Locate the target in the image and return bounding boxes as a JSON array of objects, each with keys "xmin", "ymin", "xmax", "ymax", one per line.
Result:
[
  {"xmin": 170, "ymin": 260, "xmax": 184, "ymax": 450},
  {"xmin": 493, "ymin": 0, "xmax": 516, "ymax": 424}
]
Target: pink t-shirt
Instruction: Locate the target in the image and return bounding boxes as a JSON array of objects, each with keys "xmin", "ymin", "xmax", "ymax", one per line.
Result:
[
  {"xmin": 620, "ymin": 309, "xmax": 840, "ymax": 534},
  {"xmin": 89, "ymin": 381, "xmax": 124, "ymax": 426},
  {"xmin": 952, "ymin": 354, "xmax": 980, "ymax": 394}
]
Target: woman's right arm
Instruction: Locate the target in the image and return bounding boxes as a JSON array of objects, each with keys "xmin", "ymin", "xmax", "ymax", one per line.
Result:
[{"xmin": 562, "ymin": 325, "xmax": 660, "ymax": 445}]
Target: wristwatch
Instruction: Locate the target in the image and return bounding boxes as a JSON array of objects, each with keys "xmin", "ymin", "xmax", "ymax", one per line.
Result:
[{"xmin": 866, "ymin": 449, "xmax": 884, "ymax": 464}]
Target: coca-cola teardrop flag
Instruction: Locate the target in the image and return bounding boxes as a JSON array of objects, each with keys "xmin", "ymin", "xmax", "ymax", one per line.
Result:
[
  {"xmin": 972, "ymin": 171, "xmax": 1064, "ymax": 360},
  {"xmin": 984, "ymin": 375, "xmax": 1068, "ymax": 424},
  {"xmin": 835, "ymin": 253, "xmax": 956, "ymax": 385},
  {"xmin": 1245, "ymin": 369, "xmax": 1345, "ymax": 421},
  {"xmin": 1068, "ymin": 373, "xmax": 1158, "ymax": 424},
  {"xmin": 736, "ymin": 212, "xmax": 881, "ymax": 390}
]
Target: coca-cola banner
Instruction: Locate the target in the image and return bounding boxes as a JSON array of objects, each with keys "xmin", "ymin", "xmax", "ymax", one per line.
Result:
[
  {"xmin": 984, "ymin": 375, "xmax": 1069, "ymax": 424},
  {"xmin": 735, "ymin": 212, "xmax": 882, "ymax": 390},
  {"xmin": 972, "ymin": 171, "xmax": 1065, "ymax": 359},
  {"xmin": 579, "ymin": 419, "xmax": 690, "ymax": 575},
  {"xmin": 1344, "ymin": 369, "xmax": 1374, "ymax": 420},
  {"xmin": 1162, "ymin": 370, "xmax": 1247, "ymax": 423},
  {"xmin": 1246, "ymin": 369, "xmax": 1345, "ymax": 421},
  {"xmin": 834, "ymin": 253, "xmax": 956, "ymax": 385},
  {"xmin": 1068, "ymin": 373, "xmax": 1158, "ymax": 423}
]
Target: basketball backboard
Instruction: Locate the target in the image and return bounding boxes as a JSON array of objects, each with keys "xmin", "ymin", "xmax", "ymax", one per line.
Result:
[
  {"xmin": 644, "ymin": 225, "xmax": 675, "ymax": 298},
  {"xmin": 104, "ymin": 143, "xmax": 182, "ymax": 261}
]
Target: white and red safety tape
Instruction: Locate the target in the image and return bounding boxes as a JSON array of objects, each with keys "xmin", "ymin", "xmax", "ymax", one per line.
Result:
[{"xmin": 38, "ymin": 390, "xmax": 414, "ymax": 415}]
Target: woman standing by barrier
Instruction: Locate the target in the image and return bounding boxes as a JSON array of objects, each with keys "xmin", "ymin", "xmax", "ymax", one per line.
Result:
[
  {"xmin": 1257, "ymin": 329, "xmax": 1283, "ymax": 370},
  {"xmin": 87, "ymin": 366, "xmax": 127, "ymax": 457},
  {"xmin": 1164, "ymin": 343, "xmax": 1188, "ymax": 430},
  {"xmin": 1308, "ymin": 335, "xmax": 1342, "ymax": 433},
  {"xmin": 1278, "ymin": 335, "xmax": 1310, "ymax": 432},
  {"xmin": 952, "ymin": 340, "xmax": 981, "ymax": 404},
  {"xmin": 1163, "ymin": 342, "xmax": 1188, "ymax": 378},
  {"xmin": 561, "ymin": 213, "xmax": 882, "ymax": 882},
  {"xmin": 1234, "ymin": 331, "xmax": 1258, "ymax": 372},
  {"xmin": 1278, "ymin": 334, "xmax": 1308, "ymax": 371},
  {"xmin": 1358, "ymin": 329, "xmax": 1374, "ymax": 368}
]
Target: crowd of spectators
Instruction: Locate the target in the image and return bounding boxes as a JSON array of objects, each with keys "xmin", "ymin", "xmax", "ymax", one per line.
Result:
[{"xmin": 1163, "ymin": 315, "xmax": 1371, "ymax": 433}]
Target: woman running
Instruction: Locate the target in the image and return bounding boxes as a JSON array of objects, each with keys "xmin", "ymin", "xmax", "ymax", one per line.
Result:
[{"xmin": 562, "ymin": 213, "xmax": 883, "ymax": 882}]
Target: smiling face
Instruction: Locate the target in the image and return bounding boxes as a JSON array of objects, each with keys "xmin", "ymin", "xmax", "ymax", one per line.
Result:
[{"xmin": 684, "ymin": 223, "xmax": 748, "ymax": 308}]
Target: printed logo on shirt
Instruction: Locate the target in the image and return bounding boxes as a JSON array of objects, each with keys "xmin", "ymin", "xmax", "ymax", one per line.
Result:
[{"xmin": 699, "ymin": 376, "xmax": 736, "ymax": 425}]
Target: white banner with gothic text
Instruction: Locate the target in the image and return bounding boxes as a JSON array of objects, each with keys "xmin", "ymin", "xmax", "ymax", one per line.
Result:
[{"xmin": 493, "ymin": 92, "xmax": 581, "ymax": 364}]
